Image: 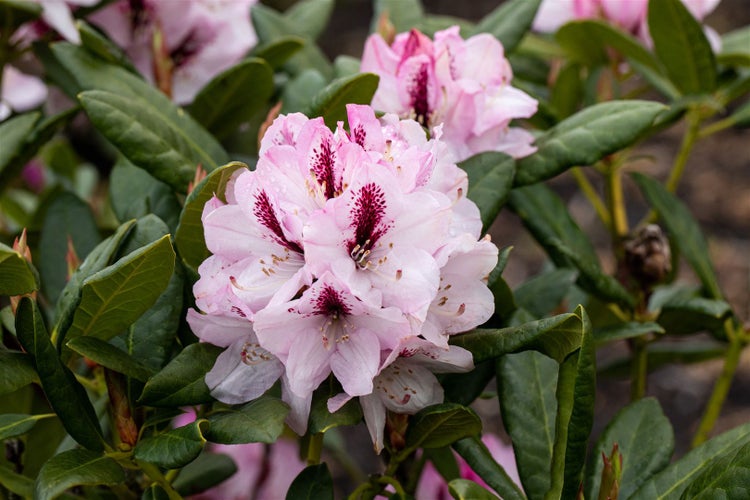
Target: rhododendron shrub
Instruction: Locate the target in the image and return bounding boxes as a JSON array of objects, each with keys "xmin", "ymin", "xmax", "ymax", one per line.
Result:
[{"xmin": 2, "ymin": 0, "xmax": 749, "ymax": 498}]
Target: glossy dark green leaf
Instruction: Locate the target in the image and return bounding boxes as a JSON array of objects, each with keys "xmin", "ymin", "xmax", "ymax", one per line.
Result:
[
  {"xmin": 52, "ymin": 220, "xmax": 135, "ymax": 348},
  {"xmin": 509, "ymin": 184, "xmax": 635, "ymax": 307},
  {"xmin": 0, "ymin": 0, "xmax": 42, "ymax": 30},
  {"xmin": 305, "ymin": 73, "xmax": 380, "ymax": 129},
  {"xmin": 173, "ymin": 452, "xmax": 238, "ymax": 497},
  {"xmin": 281, "ymin": 69, "xmax": 329, "ymax": 114},
  {"xmin": 449, "ymin": 479, "xmax": 500, "ymax": 499},
  {"xmin": 632, "ymin": 172, "xmax": 722, "ymax": 299},
  {"xmin": 175, "ymin": 161, "xmax": 247, "ymax": 271},
  {"xmin": 648, "ymin": 0, "xmax": 717, "ymax": 95},
  {"xmin": 139, "ymin": 343, "xmax": 222, "ymax": 407},
  {"xmin": 134, "ymin": 420, "xmax": 208, "ymax": 469},
  {"xmin": 458, "ymin": 152, "xmax": 515, "ymax": 233},
  {"xmin": 309, "ymin": 381, "xmax": 363, "ymax": 434},
  {"xmin": 187, "ymin": 58, "xmax": 275, "ymax": 139},
  {"xmin": 66, "ymin": 337, "xmax": 155, "ymax": 381},
  {"xmin": 657, "ymin": 297, "xmax": 731, "ymax": 337},
  {"xmin": 631, "ymin": 421, "xmax": 750, "ymax": 499},
  {"xmin": 0, "ymin": 413, "xmax": 54, "ymax": 440},
  {"xmin": 470, "ymin": 0, "xmax": 541, "ymax": 54},
  {"xmin": 141, "ymin": 484, "xmax": 172, "ymax": 500},
  {"xmin": 15, "ymin": 297, "xmax": 104, "ymax": 451},
  {"xmin": 585, "ymin": 398, "xmax": 674, "ymax": 499},
  {"xmin": 514, "ymin": 100, "xmax": 665, "ymax": 186},
  {"xmin": 498, "ymin": 351, "xmax": 557, "ymax": 500},
  {"xmin": 64, "ymin": 235, "xmax": 175, "ymax": 344},
  {"xmin": 284, "ymin": 0, "xmax": 334, "ymax": 40},
  {"xmin": 286, "ymin": 463, "xmax": 334, "ymax": 500},
  {"xmin": 0, "ymin": 350, "xmax": 37, "ymax": 395},
  {"xmin": 547, "ymin": 306, "xmax": 595, "ymax": 500},
  {"xmin": 251, "ymin": 36, "xmax": 305, "ymax": 70},
  {"xmin": 110, "ymin": 157, "xmax": 181, "ymax": 231},
  {"xmin": 39, "ymin": 190, "xmax": 101, "ymax": 305},
  {"xmin": 372, "ymin": 0, "xmax": 424, "ymax": 33},
  {"xmin": 0, "ymin": 465, "xmax": 33, "ymax": 498},
  {"xmin": 206, "ymin": 396, "xmax": 288, "ymax": 444},
  {"xmin": 515, "ymin": 268, "xmax": 578, "ymax": 318},
  {"xmin": 453, "ymin": 437, "xmax": 525, "ymax": 500},
  {"xmin": 680, "ymin": 440, "xmax": 750, "ymax": 499},
  {"xmin": 452, "ymin": 312, "xmax": 583, "ymax": 364},
  {"xmin": 404, "ymin": 403, "xmax": 482, "ymax": 453},
  {"xmin": 77, "ymin": 20, "xmax": 138, "ymax": 73},
  {"xmin": 0, "ymin": 242, "xmax": 38, "ymax": 295},
  {"xmin": 34, "ymin": 449, "xmax": 124, "ymax": 500},
  {"xmin": 425, "ymin": 446, "xmax": 461, "ymax": 483},
  {"xmin": 594, "ymin": 321, "xmax": 665, "ymax": 345}
]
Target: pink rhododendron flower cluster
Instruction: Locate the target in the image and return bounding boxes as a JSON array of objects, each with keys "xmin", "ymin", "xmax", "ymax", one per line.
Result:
[
  {"xmin": 15, "ymin": 0, "xmax": 98, "ymax": 44},
  {"xmin": 90, "ymin": 0, "xmax": 257, "ymax": 104},
  {"xmin": 533, "ymin": 0, "xmax": 721, "ymax": 46},
  {"xmin": 188, "ymin": 104, "xmax": 499, "ymax": 449},
  {"xmin": 360, "ymin": 26, "xmax": 538, "ymax": 162}
]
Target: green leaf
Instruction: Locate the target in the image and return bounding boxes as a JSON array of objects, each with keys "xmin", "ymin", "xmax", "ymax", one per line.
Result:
[
  {"xmin": 172, "ymin": 452, "xmax": 238, "ymax": 497},
  {"xmin": 77, "ymin": 20, "xmax": 138, "ymax": 73},
  {"xmin": 594, "ymin": 321, "xmax": 665, "ymax": 345},
  {"xmin": 0, "ymin": 242, "xmax": 38, "ymax": 295},
  {"xmin": 65, "ymin": 337, "xmax": 155, "ymax": 382},
  {"xmin": 134, "ymin": 420, "xmax": 208, "ymax": 469},
  {"xmin": 470, "ymin": 0, "xmax": 541, "ymax": 54},
  {"xmin": 631, "ymin": 421, "xmax": 750, "ymax": 499},
  {"xmin": 52, "ymin": 220, "xmax": 136, "ymax": 348},
  {"xmin": 657, "ymin": 297, "xmax": 732, "ymax": 337},
  {"xmin": 187, "ymin": 58, "xmax": 275, "ymax": 139},
  {"xmin": 0, "ymin": 112, "xmax": 40, "ymax": 184},
  {"xmin": 680, "ymin": 440, "xmax": 750, "ymax": 499},
  {"xmin": 372, "ymin": 0, "xmax": 424, "ymax": 33},
  {"xmin": 632, "ymin": 172, "xmax": 722, "ymax": 299},
  {"xmin": 251, "ymin": 36, "xmax": 305, "ymax": 70},
  {"xmin": 451, "ymin": 312, "xmax": 583, "ymax": 364},
  {"xmin": 729, "ymin": 100, "xmax": 750, "ymax": 128},
  {"xmin": 284, "ymin": 0, "xmax": 334, "ymax": 40},
  {"xmin": 39, "ymin": 190, "xmax": 101, "ymax": 305},
  {"xmin": 453, "ymin": 437, "xmax": 525, "ymax": 500},
  {"xmin": 0, "ymin": 465, "xmax": 33, "ymax": 498},
  {"xmin": 0, "ymin": 413, "xmax": 55, "ymax": 440},
  {"xmin": 309, "ymin": 381, "xmax": 363, "ymax": 434},
  {"xmin": 206, "ymin": 396, "xmax": 289, "ymax": 444},
  {"xmin": 586, "ymin": 398, "xmax": 674, "ymax": 499},
  {"xmin": 15, "ymin": 297, "xmax": 104, "ymax": 451},
  {"xmin": 34, "ymin": 449, "xmax": 125, "ymax": 500},
  {"xmin": 281, "ymin": 69, "xmax": 329, "ymax": 114},
  {"xmin": 175, "ymin": 161, "xmax": 247, "ymax": 271},
  {"xmin": 286, "ymin": 463, "xmax": 334, "ymax": 500},
  {"xmin": 549, "ymin": 62, "xmax": 584, "ymax": 119},
  {"xmin": 719, "ymin": 26, "xmax": 750, "ymax": 67},
  {"xmin": 458, "ymin": 152, "xmax": 515, "ymax": 233},
  {"xmin": 110, "ymin": 157, "xmax": 181, "ymax": 231},
  {"xmin": 0, "ymin": 350, "xmax": 38, "ymax": 395},
  {"xmin": 514, "ymin": 100, "xmax": 666, "ymax": 186},
  {"xmin": 305, "ymin": 73, "xmax": 380, "ymax": 129},
  {"xmin": 449, "ymin": 478, "xmax": 500, "ymax": 499},
  {"xmin": 0, "ymin": 0, "xmax": 42, "ymax": 31},
  {"xmin": 441, "ymin": 360, "xmax": 497, "ymax": 406},
  {"xmin": 509, "ymin": 184, "xmax": 635, "ymax": 307},
  {"xmin": 547, "ymin": 306, "xmax": 595, "ymax": 500},
  {"xmin": 498, "ymin": 351, "xmax": 558, "ymax": 500},
  {"xmin": 404, "ymin": 403, "xmax": 482, "ymax": 453},
  {"xmin": 139, "ymin": 343, "xmax": 222, "ymax": 407},
  {"xmin": 63, "ymin": 235, "xmax": 175, "ymax": 344},
  {"xmin": 648, "ymin": 0, "xmax": 717, "ymax": 95},
  {"xmin": 515, "ymin": 268, "xmax": 578, "ymax": 318}
]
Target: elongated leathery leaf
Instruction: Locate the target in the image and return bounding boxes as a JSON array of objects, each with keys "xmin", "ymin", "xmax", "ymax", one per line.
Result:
[
  {"xmin": 0, "ymin": 350, "xmax": 37, "ymax": 396},
  {"xmin": 64, "ymin": 235, "xmax": 175, "ymax": 344},
  {"xmin": 585, "ymin": 398, "xmax": 674, "ymax": 500},
  {"xmin": 470, "ymin": 0, "xmax": 541, "ymax": 54},
  {"xmin": 251, "ymin": 36, "xmax": 305, "ymax": 70},
  {"xmin": 305, "ymin": 73, "xmax": 380, "ymax": 129},
  {"xmin": 498, "ymin": 351, "xmax": 558, "ymax": 500},
  {"xmin": 633, "ymin": 173, "xmax": 722, "ymax": 300},
  {"xmin": 286, "ymin": 464, "xmax": 334, "ymax": 500},
  {"xmin": 680, "ymin": 441, "xmax": 750, "ymax": 498},
  {"xmin": 175, "ymin": 161, "xmax": 248, "ymax": 271},
  {"xmin": 309, "ymin": 381, "xmax": 363, "ymax": 434},
  {"xmin": 449, "ymin": 479, "xmax": 500, "ymax": 500},
  {"xmin": 134, "ymin": 420, "xmax": 208, "ymax": 469},
  {"xmin": 451, "ymin": 312, "xmax": 582, "ymax": 365},
  {"xmin": 631, "ymin": 421, "xmax": 750, "ymax": 499},
  {"xmin": 404, "ymin": 404, "xmax": 482, "ymax": 455},
  {"xmin": 66, "ymin": 337, "xmax": 155, "ymax": 382},
  {"xmin": 459, "ymin": 152, "xmax": 515, "ymax": 233},
  {"xmin": 514, "ymin": 100, "xmax": 665, "ymax": 186},
  {"xmin": 648, "ymin": 0, "xmax": 717, "ymax": 95},
  {"xmin": 206, "ymin": 396, "xmax": 289, "ymax": 444},
  {"xmin": 284, "ymin": 0, "xmax": 334, "ymax": 40},
  {"xmin": 15, "ymin": 298, "xmax": 104, "ymax": 451},
  {"xmin": 0, "ymin": 465, "xmax": 33, "ymax": 498},
  {"xmin": 173, "ymin": 452, "xmax": 238, "ymax": 497},
  {"xmin": 34, "ymin": 449, "xmax": 125, "ymax": 500},
  {"xmin": 0, "ymin": 242, "xmax": 38, "ymax": 295},
  {"xmin": 547, "ymin": 306, "xmax": 595, "ymax": 500},
  {"xmin": 453, "ymin": 436, "xmax": 525, "ymax": 500},
  {"xmin": 0, "ymin": 413, "xmax": 55, "ymax": 440}
]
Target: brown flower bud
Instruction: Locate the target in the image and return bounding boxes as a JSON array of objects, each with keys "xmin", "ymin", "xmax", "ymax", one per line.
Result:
[{"xmin": 623, "ymin": 224, "xmax": 672, "ymax": 288}]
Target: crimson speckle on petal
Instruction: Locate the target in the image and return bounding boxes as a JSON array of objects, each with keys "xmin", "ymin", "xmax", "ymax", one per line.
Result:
[
  {"xmin": 253, "ymin": 190, "xmax": 303, "ymax": 253},
  {"xmin": 348, "ymin": 183, "xmax": 390, "ymax": 263},
  {"xmin": 313, "ymin": 285, "xmax": 352, "ymax": 318},
  {"xmin": 311, "ymin": 138, "xmax": 339, "ymax": 199}
]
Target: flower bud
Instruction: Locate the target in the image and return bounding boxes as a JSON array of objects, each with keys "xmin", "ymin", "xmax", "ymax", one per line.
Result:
[{"xmin": 622, "ymin": 224, "xmax": 672, "ymax": 288}]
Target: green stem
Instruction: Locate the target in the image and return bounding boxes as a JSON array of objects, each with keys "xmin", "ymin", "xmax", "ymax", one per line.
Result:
[
  {"xmin": 698, "ymin": 115, "xmax": 738, "ymax": 139},
  {"xmin": 605, "ymin": 161, "xmax": 628, "ymax": 241},
  {"xmin": 571, "ymin": 167, "xmax": 611, "ymax": 230},
  {"xmin": 137, "ymin": 461, "xmax": 182, "ymax": 500},
  {"xmin": 692, "ymin": 329, "xmax": 745, "ymax": 447},
  {"xmin": 665, "ymin": 109, "xmax": 702, "ymax": 193},
  {"xmin": 306, "ymin": 432, "xmax": 324, "ymax": 465},
  {"xmin": 630, "ymin": 337, "xmax": 648, "ymax": 401}
]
